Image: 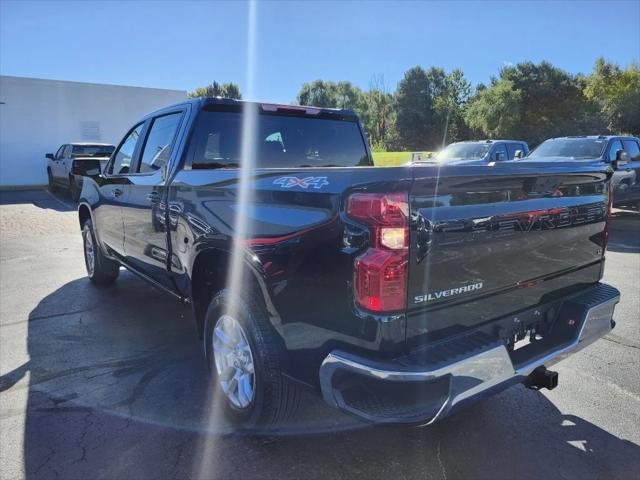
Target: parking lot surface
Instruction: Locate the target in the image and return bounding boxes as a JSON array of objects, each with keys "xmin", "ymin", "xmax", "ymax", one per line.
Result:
[{"xmin": 1, "ymin": 189, "xmax": 639, "ymax": 480}]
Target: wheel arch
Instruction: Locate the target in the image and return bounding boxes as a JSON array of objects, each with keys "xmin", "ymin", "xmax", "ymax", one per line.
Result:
[
  {"xmin": 190, "ymin": 246, "xmax": 275, "ymax": 339},
  {"xmin": 78, "ymin": 202, "xmax": 93, "ymax": 230}
]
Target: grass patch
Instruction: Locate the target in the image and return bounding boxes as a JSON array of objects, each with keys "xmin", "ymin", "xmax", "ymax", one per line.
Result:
[{"xmin": 372, "ymin": 151, "xmax": 433, "ymax": 166}]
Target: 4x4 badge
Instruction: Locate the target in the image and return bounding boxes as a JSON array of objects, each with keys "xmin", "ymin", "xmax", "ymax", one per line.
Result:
[{"xmin": 273, "ymin": 176, "xmax": 329, "ymax": 189}]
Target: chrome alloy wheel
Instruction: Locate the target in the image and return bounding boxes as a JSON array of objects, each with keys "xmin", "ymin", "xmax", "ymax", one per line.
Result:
[
  {"xmin": 84, "ymin": 230, "xmax": 95, "ymax": 276},
  {"xmin": 212, "ymin": 314, "xmax": 256, "ymax": 409}
]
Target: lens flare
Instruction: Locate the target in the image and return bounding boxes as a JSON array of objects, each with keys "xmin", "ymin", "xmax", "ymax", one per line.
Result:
[{"xmin": 195, "ymin": 1, "xmax": 258, "ymax": 472}]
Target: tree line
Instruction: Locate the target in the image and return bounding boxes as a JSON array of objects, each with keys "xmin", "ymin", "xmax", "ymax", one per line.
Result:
[{"xmin": 188, "ymin": 58, "xmax": 639, "ymax": 151}]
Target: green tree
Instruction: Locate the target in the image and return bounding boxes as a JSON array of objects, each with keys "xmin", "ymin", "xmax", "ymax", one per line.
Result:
[
  {"xmin": 394, "ymin": 67, "xmax": 436, "ymax": 151},
  {"xmin": 394, "ymin": 66, "xmax": 468, "ymax": 150},
  {"xmin": 434, "ymin": 69, "xmax": 472, "ymax": 146},
  {"xmin": 465, "ymin": 61, "xmax": 596, "ymax": 146},
  {"xmin": 360, "ymin": 75, "xmax": 395, "ymax": 149},
  {"xmin": 465, "ymin": 80, "xmax": 522, "ymax": 139},
  {"xmin": 296, "ymin": 80, "xmax": 363, "ymax": 110},
  {"xmin": 585, "ymin": 58, "xmax": 640, "ymax": 135},
  {"xmin": 188, "ymin": 81, "xmax": 242, "ymax": 99}
]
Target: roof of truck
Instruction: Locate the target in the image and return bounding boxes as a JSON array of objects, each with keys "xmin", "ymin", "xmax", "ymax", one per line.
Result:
[
  {"xmin": 144, "ymin": 96, "xmax": 359, "ymax": 120},
  {"xmin": 545, "ymin": 135, "xmax": 640, "ymax": 141},
  {"xmin": 452, "ymin": 139, "xmax": 528, "ymax": 144}
]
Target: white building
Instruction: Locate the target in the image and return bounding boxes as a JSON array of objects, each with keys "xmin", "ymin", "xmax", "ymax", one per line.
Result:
[{"xmin": 0, "ymin": 76, "xmax": 188, "ymax": 187}]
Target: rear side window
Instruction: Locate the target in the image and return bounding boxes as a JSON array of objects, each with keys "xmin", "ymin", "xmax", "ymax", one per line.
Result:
[
  {"xmin": 71, "ymin": 145, "xmax": 115, "ymax": 157},
  {"xmin": 110, "ymin": 123, "xmax": 143, "ymax": 175},
  {"xmin": 190, "ymin": 110, "xmax": 369, "ymax": 168},
  {"xmin": 622, "ymin": 140, "xmax": 640, "ymax": 161},
  {"xmin": 138, "ymin": 112, "xmax": 182, "ymax": 173},
  {"xmin": 506, "ymin": 143, "xmax": 526, "ymax": 159}
]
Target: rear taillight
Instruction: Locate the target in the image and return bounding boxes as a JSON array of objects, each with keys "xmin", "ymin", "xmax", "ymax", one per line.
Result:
[{"xmin": 347, "ymin": 192, "xmax": 409, "ymax": 312}]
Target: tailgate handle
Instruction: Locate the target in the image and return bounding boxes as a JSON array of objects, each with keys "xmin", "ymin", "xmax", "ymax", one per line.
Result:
[{"xmin": 415, "ymin": 216, "xmax": 433, "ymax": 263}]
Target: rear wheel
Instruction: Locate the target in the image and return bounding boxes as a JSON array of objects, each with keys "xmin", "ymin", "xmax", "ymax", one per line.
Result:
[
  {"xmin": 82, "ymin": 219, "xmax": 119, "ymax": 285},
  {"xmin": 204, "ymin": 288, "xmax": 300, "ymax": 429}
]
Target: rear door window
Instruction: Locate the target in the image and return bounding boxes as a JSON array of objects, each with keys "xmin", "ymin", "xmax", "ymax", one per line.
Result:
[
  {"xmin": 137, "ymin": 112, "xmax": 183, "ymax": 173},
  {"xmin": 622, "ymin": 140, "xmax": 640, "ymax": 161},
  {"xmin": 189, "ymin": 110, "xmax": 369, "ymax": 168},
  {"xmin": 506, "ymin": 143, "xmax": 525, "ymax": 159}
]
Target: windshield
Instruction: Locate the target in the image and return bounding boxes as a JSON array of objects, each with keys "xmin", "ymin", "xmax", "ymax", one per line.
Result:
[
  {"xmin": 191, "ymin": 110, "xmax": 370, "ymax": 168},
  {"xmin": 437, "ymin": 143, "xmax": 491, "ymax": 161},
  {"xmin": 528, "ymin": 138, "xmax": 606, "ymax": 159},
  {"xmin": 71, "ymin": 145, "xmax": 115, "ymax": 157}
]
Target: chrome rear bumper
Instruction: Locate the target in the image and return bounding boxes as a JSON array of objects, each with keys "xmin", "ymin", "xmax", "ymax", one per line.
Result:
[{"xmin": 319, "ymin": 283, "xmax": 620, "ymax": 425}]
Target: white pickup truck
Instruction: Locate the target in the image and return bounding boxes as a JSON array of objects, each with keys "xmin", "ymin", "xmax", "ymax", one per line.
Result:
[{"xmin": 46, "ymin": 143, "xmax": 114, "ymax": 201}]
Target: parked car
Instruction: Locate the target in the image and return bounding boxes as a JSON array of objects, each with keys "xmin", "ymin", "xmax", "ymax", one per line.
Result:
[
  {"xmin": 434, "ymin": 139, "xmax": 529, "ymax": 164},
  {"xmin": 77, "ymin": 98, "xmax": 619, "ymax": 429},
  {"xmin": 526, "ymin": 136, "xmax": 640, "ymax": 207},
  {"xmin": 46, "ymin": 143, "xmax": 115, "ymax": 201}
]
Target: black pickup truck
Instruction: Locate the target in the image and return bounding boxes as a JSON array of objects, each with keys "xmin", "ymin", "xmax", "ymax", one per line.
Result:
[{"xmin": 78, "ymin": 98, "xmax": 620, "ymax": 429}]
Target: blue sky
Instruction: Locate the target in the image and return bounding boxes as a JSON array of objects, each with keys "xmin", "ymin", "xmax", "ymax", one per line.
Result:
[{"xmin": 1, "ymin": 0, "xmax": 639, "ymax": 103}]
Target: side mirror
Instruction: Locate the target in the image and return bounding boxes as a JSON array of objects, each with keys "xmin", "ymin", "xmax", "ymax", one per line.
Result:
[
  {"xmin": 46, "ymin": 153, "xmax": 55, "ymax": 160},
  {"xmin": 514, "ymin": 150, "xmax": 524, "ymax": 159},
  {"xmin": 495, "ymin": 152, "xmax": 506, "ymax": 162},
  {"xmin": 614, "ymin": 149, "xmax": 630, "ymax": 168}
]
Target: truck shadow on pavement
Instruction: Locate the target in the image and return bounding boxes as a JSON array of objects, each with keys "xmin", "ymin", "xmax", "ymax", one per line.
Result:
[
  {"xmin": 2, "ymin": 272, "xmax": 639, "ymax": 479},
  {"xmin": 0, "ymin": 189, "xmax": 75, "ymax": 212}
]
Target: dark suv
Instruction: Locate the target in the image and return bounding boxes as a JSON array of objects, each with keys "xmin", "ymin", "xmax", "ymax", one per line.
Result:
[{"xmin": 527, "ymin": 136, "xmax": 640, "ymax": 207}]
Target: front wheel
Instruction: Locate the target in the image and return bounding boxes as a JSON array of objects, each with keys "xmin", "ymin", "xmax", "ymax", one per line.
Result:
[
  {"xmin": 204, "ymin": 289, "xmax": 300, "ymax": 430},
  {"xmin": 82, "ymin": 219, "xmax": 119, "ymax": 285}
]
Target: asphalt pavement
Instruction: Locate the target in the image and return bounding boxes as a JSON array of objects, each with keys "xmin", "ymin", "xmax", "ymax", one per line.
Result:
[{"xmin": 0, "ymin": 189, "xmax": 638, "ymax": 480}]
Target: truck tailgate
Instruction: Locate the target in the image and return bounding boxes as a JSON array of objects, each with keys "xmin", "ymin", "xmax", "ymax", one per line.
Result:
[{"xmin": 407, "ymin": 163, "xmax": 610, "ymax": 347}]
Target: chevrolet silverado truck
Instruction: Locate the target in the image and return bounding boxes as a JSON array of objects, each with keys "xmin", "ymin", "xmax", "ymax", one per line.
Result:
[
  {"xmin": 77, "ymin": 98, "xmax": 620, "ymax": 429},
  {"xmin": 527, "ymin": 135, "xmax": 640, "ymax": 207},
  {"xmin": 46, "ymin": 143, "xmax": 115, "ymax": 201}
]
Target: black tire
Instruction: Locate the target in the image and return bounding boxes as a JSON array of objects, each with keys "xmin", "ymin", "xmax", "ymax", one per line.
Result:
[
  {"xmin": 69, "ymin": 175, "xmax": 80, "ymax": 202},
  {"xmin": 47, "ymin": 169, "xmax": 57, "ymax": 192},
  {"xmin": 82, "ymin": 219, "xmax": 119, "ymax": 285},
  {"xmin": 204, "ymin": 288, "xmax": 300, "ymax": 430}
]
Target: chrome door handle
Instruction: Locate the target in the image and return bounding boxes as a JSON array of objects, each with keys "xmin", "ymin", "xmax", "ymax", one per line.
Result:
[
  {"xmin": 111, "ymin": 188, "xmax": 123, "ymax": 198},
  {"xmin": 147, "ymin": 191, "xmax": 159, "ymax": 203}
]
